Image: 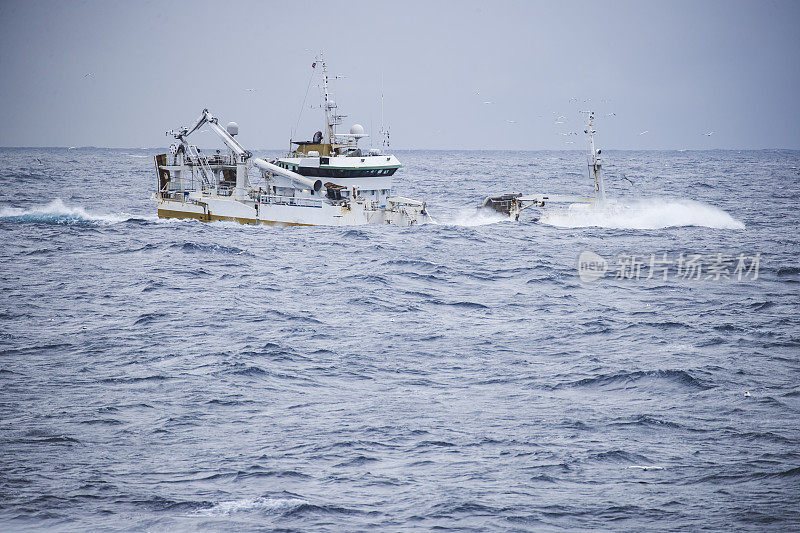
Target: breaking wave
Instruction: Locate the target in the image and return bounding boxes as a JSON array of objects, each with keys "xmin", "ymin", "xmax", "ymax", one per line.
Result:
[
  {"xmin": 539, "ymin": 198, "xmax": 745, "ymax": 230},
  {"xmin": 193, "ymin": 497, "xmax": 308, "ymax": 516},
  {"xmin": 0, "ymin": 199, "xmax": 136, "ymax": 225}
]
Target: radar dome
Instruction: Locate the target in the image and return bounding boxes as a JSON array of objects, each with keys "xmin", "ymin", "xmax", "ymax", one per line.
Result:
[
  {"xmin": 350, "ymin": 124, "xmax": 365, "ymax": 135},
  {"xmin": 226, "ymin": 122, "xmax": 239, "ymax": 136}
]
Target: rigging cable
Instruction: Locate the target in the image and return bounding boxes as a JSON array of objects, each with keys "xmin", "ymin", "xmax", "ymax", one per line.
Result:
[{"xmin": 292, "ymin": 69, "xmax": 316, "ymax": 141}]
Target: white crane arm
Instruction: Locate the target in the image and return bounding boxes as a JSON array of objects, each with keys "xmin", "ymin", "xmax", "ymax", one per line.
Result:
[
  {"xmin": 173, "ymin": 109, "xmax": 251, "ymax": 160},
  {"xmin": 183, "ymin": 110, "xmax": 208, "ymax": 138}
]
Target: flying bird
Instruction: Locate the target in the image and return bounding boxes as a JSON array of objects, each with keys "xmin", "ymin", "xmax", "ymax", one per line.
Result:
[
  {"xmin": 639, "ymin": 130, "xmax": 649, "ymax": 135},
  {"xmin": 482, "ymin": 101, "xmax": 494, "ymax": 105},
  {"xmin": 606, "ymin": 112, "xmax": 616, "ymax": 117},
  {"xmin": 703, "ymin": 131, "xmax": 714, "ymax": 136},
  {"xmin": 243, "ymin": 88, "xmax": 257, "ymax": 92},
  {"xmin": 82, "ymin": 73, "xmax": 93, "ymax": 79},
  {"xmin": 506, "ymin": 119, "xmax": 516, "ymax": 124}
]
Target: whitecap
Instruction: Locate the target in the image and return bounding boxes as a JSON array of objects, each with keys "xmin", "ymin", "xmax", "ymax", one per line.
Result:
[
  {"xmin": 193, "ymin": 497, "xmax": 307, "ymax": 516},
  {"xmin": 0, "ymin": 199, "xmax": 136, "ymax": 225}
]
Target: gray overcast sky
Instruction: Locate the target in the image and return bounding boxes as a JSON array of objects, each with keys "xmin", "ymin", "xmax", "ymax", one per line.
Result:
[{"xmin": 0, "ymin": 0, "xmax": 798, "ymax": 150}]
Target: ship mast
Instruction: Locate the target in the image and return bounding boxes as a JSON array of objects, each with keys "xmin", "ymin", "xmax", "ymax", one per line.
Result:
[
  {"xmin": 584, "ymin": 111, "xmax": 606, "ymax": 203},
  {"xmin": 318, "ymin": 54, "xmax": 342, "ymax": 146}
]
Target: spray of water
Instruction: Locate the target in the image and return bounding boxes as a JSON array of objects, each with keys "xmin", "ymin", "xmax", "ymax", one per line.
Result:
[
  {"xmin": 0, "ymin": 199, "xmax": 136, "ymax": 225},
  {"xmin": 436, "ymin": 207, "xmax": 509, "ymax": 227},
  {"xmin": 539, "ymin": 198, "xmax": 745, "ymax": 230}
]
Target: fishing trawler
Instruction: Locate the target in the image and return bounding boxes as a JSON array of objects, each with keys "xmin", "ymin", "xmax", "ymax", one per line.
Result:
[
  {"xmin": 481, "ymin": 111, "xmax": 606, "ymax": 221},
  {"xmin": 153, "ymin": 56, "xmax": 430, "ymax": 226}
]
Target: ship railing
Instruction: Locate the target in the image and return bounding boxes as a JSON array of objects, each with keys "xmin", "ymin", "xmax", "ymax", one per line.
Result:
[
  {"xmin": 205, "ymin": 154, "xmax": 235, "ymax": 166},
  {"xmin": 258, "ymin": 195, "xmax": 323, "ymax": 208},
  {"xmin": 217, "ymin": 184, "xmax": 235, "ymax": 197},
  {"xmin": 184, "ymin": 154, "xmax": 234, "ymax": 167}
]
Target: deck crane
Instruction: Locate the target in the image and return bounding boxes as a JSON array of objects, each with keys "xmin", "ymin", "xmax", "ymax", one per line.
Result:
[{"xmin": 168, "ymin": 109, "xmax": 322, "ymax": 199}]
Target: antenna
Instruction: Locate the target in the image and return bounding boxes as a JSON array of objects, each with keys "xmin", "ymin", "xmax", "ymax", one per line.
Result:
[{"xmin": 379, "ymin": 73, "xmax": 390, "ymax": 150}]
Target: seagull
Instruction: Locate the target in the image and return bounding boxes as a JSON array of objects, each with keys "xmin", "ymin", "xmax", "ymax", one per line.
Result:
[
  {"xmin": 703, "ymin": 131, "xmax": 714, "ymax": 136},
  {"xmin": 565, "ymin": 140, "xmax": 575, "ymax": 144},
  {"xmin": 639, "ymin": 130, "xmax": 649, "ymax": 135},
  {"xmin": 506, "ymin": 119, "xmax": 516, "ymax": 124},
  {"xmin": 606, "ymin": 112, "xmax": 616, "ymax": 117},
  {"xmin": 744, "ymin": 390, "xmax": 751, "ymax": 397},
  {"xmin": 475, "ymin": 89, "xmax": 480, "ymax": 95},
  {"xmin": 482, "ymin": 101, "xmax": 494, "ymax": 105},
  {"xmin": 554, "ymin": 120, "xmax": 564, "ymax": 124},
  {"xmin": 243, "ymin": 88, "xmax": 257, "ymax": 92},
  {"xmin": 82, "ymin": 73, "xmax": 93, "ymax": 79}
]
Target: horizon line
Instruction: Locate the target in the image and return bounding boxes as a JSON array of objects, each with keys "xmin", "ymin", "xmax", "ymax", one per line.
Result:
[{"xmin": 1, "ymin": 146, "xmax": 799, "ymax": 152}]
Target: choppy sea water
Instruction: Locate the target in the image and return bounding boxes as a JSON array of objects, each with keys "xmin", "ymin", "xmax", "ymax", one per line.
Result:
[{"xmin": 1, "ymin": 148, "xmax": 799, "ymax": 531}]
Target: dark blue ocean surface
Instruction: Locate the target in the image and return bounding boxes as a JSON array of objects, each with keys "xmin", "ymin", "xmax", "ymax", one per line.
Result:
[{"xmin": 1, "ymin": 148, "xmax": 798, "ymax": 531}]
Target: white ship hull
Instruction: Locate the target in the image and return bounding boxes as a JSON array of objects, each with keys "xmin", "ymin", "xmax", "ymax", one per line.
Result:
[{"xmin": 156, "ymin": 194, "xmax": 431, "ymax": 227}]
